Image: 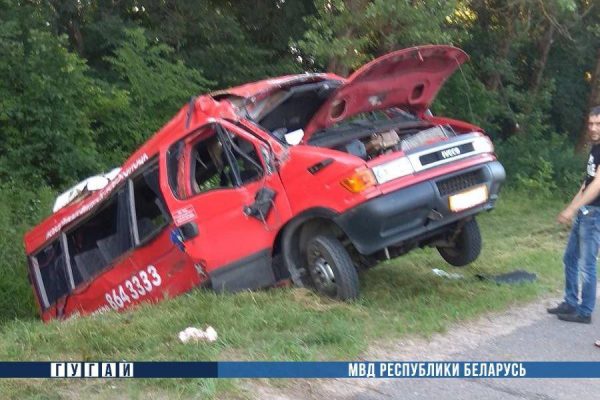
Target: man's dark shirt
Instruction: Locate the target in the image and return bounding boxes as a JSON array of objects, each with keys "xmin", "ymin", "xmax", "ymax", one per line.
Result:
[{"xmin": 583, "ymin": 144, "xmax": 600, "ymax": 207}]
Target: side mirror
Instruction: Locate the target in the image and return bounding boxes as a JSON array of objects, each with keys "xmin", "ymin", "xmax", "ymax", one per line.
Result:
[{"xmin": 284, "ymin": 129, "xmax": 304, "ymax": 145}]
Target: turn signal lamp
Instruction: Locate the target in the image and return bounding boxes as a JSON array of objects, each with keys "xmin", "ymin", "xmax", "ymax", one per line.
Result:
[{"xmin": 341, "ymin": 169, "xmax": 377, "ymax": 193}]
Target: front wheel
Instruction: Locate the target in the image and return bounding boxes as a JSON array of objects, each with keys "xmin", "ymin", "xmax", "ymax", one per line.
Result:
[
  {"xmin": 437, "ymin": 218, "xmax": 481, "ymax": 267},
  {"xmin": 306, "ymin": 235, "xmax": 359, "ymax": 301}
]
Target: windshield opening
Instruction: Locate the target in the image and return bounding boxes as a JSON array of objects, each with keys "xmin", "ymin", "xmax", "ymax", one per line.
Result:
[{"xmin": 246, "ymin": 80, "xmax": 342, "ymax": 143}]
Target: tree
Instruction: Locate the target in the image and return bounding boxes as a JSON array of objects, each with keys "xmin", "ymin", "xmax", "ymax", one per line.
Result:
[
  {"xmin": 0, "ymin": 0, "xmax": 100, "ymax": 187},
  {"xmin": 298, "ymin": 0, "xmax": 458, "ymax": 75},
  {"xmin": 95, "ymin": 28, "xmax": 213, "ymax": 165},
  {"xmin": 575, "ymin": 4, "xmax": 600, "ymax": 153},
  {"xmin": 577, "ymin": 48, "xmax": 600, "ymax": 152},
  {"xmin": 116, "ymin": 0, "xmax": 308, "ymax": 86}
]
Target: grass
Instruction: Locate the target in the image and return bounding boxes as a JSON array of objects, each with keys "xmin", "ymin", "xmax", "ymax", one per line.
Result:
[{"xmin": 0, "ymin": 189, "xmax": 569, "ymax": 398}]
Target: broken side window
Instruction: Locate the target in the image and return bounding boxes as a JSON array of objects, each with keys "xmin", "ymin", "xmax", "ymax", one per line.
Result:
[
  {"xmin": 66, "ymin": 188, "xmax": 132, "ymax": 286},
  {"xmin": 219, "ymin": 128, "xmax": 264, "ymax": 186},
  {"xmin": 167, "ymin": 140, "xmax": 185, "ymax": 199},
  {"xmin": 131, "ymin": 162, "xmax": 170, "ymax": 244},
  {"xmin": 31, "ymin": 240, "xmax": 69, "ymax": 308},
  {"xmin": 167, "ymin": 125, "xmax": 265, "ymax": 199},
  {"xmin": 190, "ymin": 130, "xmax": 236, "ymax": 194}
]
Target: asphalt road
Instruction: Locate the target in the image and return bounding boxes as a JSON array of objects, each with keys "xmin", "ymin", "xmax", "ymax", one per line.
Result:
[
  {"xmin": 356, "ymin": 298, "xmax": 600, "ymax": 400},
  {"xmin": 252, "ymin": 295, "xmax": 600, "ymax": 400}
]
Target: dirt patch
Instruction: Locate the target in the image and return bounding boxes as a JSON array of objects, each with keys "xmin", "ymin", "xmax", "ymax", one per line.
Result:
[{"xmin": 290, "ymin": 289, "xmax": 346, "ymax": 312}]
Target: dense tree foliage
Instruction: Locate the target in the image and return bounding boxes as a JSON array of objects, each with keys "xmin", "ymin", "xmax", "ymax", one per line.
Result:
[
  {"xmin": 1, "ymin": 0, "xmax": 597, "ymax": 190},
  {"xmin": 0, "ymin": 0, "xmax": 99, "ymax": 186},
  {"xmin": 0, "ymin": 0, "xmax": 598, "ymax": 321}
]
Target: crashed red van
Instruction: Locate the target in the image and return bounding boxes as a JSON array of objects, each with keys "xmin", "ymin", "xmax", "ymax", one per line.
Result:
[{"xmin": 24, "ymin": 45, "xmax": 505, "ymax": 321}]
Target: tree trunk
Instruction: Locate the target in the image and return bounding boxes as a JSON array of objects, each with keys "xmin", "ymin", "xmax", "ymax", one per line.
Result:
[
  {"xmin": 576, "ymin": 48, "xmax": 600, "ymax": 154},
  {"xmin": 486, "ymin": 17, "xmax": 513, "ymax": 92},
  {"xmin": 69, "ymin": 19, "xmax": 84, "ymax": 56},
  {"xmin": 327, "ymin": 28, "xmax": 353, "ymax": 77},
  {"xmin": 530, "ymin": 23, "xmax": 555, "ymax": 95},
  {"xmin": 48, "ymin": 0, "xmax": 85, "ymax": 55}
]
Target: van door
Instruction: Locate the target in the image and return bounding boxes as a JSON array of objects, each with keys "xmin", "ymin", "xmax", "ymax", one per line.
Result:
[
  {"xmin": 159, "ymin": 121, "xmax": 292, "ymax": 292},
  {"xmin": 125, "ymin": 162, "xmax": 205, "ymax": 307}
]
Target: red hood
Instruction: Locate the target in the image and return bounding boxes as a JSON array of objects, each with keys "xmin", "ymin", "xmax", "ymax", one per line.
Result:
[{"xmin": 303, "ymin": 45, "xmax": 469, "ymax": 140}]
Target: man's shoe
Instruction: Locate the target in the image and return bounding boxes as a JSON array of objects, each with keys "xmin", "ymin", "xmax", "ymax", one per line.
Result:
[
  {"xmin": 557, "ymin": 313, "xmax": 591, "ymax": 324},
  {"xmin": 547, "ymin": 302, "xmax": 576, "ymax": 315}
]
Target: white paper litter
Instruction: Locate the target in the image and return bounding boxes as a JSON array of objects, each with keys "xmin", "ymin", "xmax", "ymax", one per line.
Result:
[
  {"xmin": 431, "ymin": 268, "xmax": 463, "ymax": 280},
  {"xmin": 178, "ymin": 326, "xmax": 218, "ymax": 343}
]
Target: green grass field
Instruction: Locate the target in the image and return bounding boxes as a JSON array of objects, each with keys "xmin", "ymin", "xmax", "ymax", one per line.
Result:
[{"xmin": 0, "ymin": 190, "xmax": 569, "ymax": 399}]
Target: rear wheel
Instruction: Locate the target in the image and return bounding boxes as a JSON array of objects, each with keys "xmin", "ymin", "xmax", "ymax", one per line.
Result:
[
  {"xmin": 306, "ymin": 235, "xmax": 359, "ymax": 301},
  {"xmin": 437, "ymin": 218, "xmax": 481, "ymax": 267}
]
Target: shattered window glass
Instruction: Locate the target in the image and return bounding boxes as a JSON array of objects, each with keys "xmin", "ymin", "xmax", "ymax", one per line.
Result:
[
  {"xmin": 66, "ymin": 189, "xmax": 132, "ymax": 286},
  {"xmin": 32, "ymin": 240, "xmax": 69, "ymax": 308},
  {"xmin": 132, "ymin": 163, "xmax": 170, "ymax": 243}
]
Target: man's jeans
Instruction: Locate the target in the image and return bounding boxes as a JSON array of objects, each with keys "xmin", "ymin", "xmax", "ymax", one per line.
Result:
[{"xmin": 563, "ymin": 206, "xmax": 600, "ymax": 317}]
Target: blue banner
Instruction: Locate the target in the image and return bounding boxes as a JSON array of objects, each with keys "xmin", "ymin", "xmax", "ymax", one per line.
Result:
[{"xmin": 1, "ymin": 361, "xmax": 600, "ymax": 378}]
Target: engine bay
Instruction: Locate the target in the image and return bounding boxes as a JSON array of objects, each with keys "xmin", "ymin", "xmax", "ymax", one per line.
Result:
[
  {"xmin": 246, "ymin": 79, "xmax": 459, "ymax": 161},
  {"xmin": 309, "ymin": 116, "xmax": 457, "ymax": 161}
]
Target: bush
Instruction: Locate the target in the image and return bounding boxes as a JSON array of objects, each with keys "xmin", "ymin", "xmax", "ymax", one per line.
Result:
[
  {"xmin": 0, "ymin": 182, "xmax": 55, "ymax": 323},
  {"xmin": 495, "ymin": 132, "xmax": 584, "ymax": 199}
]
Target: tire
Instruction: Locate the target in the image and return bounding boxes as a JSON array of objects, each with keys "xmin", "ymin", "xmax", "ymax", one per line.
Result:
[
  {"xmin": 437, "ymin": 218, "xmax": 481, "ymax": 267},
  {"xmin": 271, "ymin": 254, "xmax": 290, "ymax": 281},
  {"xmin": 305, "ymin": 235, "xmax": 359, "ymax": 301}
]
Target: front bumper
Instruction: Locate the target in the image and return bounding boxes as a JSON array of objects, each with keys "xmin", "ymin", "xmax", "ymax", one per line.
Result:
[{"xmin": 334, "ymin": 160, "xmax": 505, "ymax": 255}]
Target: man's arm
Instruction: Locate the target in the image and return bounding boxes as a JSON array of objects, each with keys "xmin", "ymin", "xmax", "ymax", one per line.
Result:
[
  {"xmin": 567, "ymin": 183, "xmax": 585, "ymax": 209},
  {"xmin": 558, "ymin": 167, "xmax": 600, "ymax": 224}
]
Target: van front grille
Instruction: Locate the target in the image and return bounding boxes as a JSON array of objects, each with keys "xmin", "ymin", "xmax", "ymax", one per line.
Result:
[{"xmin": 436, "ymin": 170, "xmax": 484, "ymax": 196}]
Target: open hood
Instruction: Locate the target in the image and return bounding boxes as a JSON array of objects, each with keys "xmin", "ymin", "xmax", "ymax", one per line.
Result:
[{"xmin": 303, "ymin": 45, "xmax": 469, "ymax": 141}]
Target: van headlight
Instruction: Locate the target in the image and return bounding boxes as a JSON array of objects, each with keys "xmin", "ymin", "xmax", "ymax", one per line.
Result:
[{"xmin": 371, "ymin": 157, "xmax": 414, "ymax": 184}]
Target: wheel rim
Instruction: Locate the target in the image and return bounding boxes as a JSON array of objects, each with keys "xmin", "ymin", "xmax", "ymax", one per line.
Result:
[{"xmin": 309, "ymin": 250, "xmax": 337, "ymax": 297}]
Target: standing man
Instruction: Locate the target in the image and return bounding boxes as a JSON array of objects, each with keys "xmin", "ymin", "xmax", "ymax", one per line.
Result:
[{"xmin": 547, "ymin": 106, "xmax": 600, "ymax": 323}]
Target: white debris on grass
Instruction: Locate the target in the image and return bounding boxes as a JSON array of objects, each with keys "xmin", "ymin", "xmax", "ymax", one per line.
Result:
[
  {"xmin": 178, "ymin": 326, "xmax": 218, "ymax": 343},
  {"xmin": 431, "ymin": 268, "xmax": 463, "ymax": 280}
]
